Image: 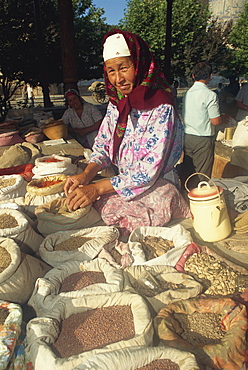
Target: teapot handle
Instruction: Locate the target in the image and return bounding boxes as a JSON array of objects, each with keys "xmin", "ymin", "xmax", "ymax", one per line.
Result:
[{"xmin": 185, "ymin": 173, "xmax": 221, "ymax": 203}]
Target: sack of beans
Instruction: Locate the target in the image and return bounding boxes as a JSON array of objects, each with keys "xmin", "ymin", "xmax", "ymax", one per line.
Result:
[
  {"xmin": 0, "ymin": 237, "xmax": 51, "ymax": 304},
  {"xmin": 124, "ymin": 265, "xmax": 203, "ymax": 314},
  {"xmin": 0, "ymin": 300, "xmax": 23, "ymax": 370},
  {"xmin": 0, "ymin": 209, "xmax": 44, "ymax": 254},
  {"xmin": 39, "ymin": 226, "xmax": 120, "ymax": 267},
  {"xmin": 176, "ymin": 245, "xmax": 248, "ymax": 297},
  {"xmin": 25, "ymin": 291, "xmax": 153, "ymax": 370},
  {"xmin": 35, "ymin": 198, "xmax": 102, "ymax": 236},
  {"xmin": 73, "ymin": 345, "xmax": 200, "ymax": 370},
  {"xmin": 32, "ymin": 155, "xmax": 77, "ymax": 178},
  {"xmin": 24, "ymin": 174, "xmax": 67, "ymax": 218},
  {"xmin": 0, "ymin": 174, "xmax": 27, "ymax": 201},
  {"xmin": 128, "ymin": 224, "xmax": 193, "ymax": 267},
  {"xmin": 154, "ymin": 297, "xmax": 248, "ymax": 370},
  {"xmin": 29, "ymin": 258, "xmax": 124, "ymax": 315}
]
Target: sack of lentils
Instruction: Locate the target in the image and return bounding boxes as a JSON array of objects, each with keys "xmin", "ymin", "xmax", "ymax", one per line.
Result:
[
  {"xmin": 25, "ymin": 291, "xmax": 153, "ymax": 370},
  {"xmin": 128, "ymin": 224, "xmax": 193, "ymax": 266},
  {"xmin": 35, "ymin": 198, "xmax": 102, "ymax": 236},
  {"xmin": 38, "ymin": 226, "xmax": 119, "ymax": 267},
  {"xmin": 73, "ymin": 345, "xmax": 200, "ymax": 370},
  {"xmin": 0, "ymin": 174, "xmax": 27, "ymax": 201},
  {"xmin": 0, "ymin": 237, "xmax": 51, "ymax": 304},
  {"xmin": 0, "ymin": 209, "xmax": 44, "ymax": 255},
  {"xmin": 154, "ymin": 297, "xmax": 248, "ymax": 370},
  {"xmin": 24, "ymin": 174, "xmax": 67, "ymax": 219},
  {"xmin": 32, "ymin": 155, "xmax": 77, "ymax": 178},
  {"xmin": 0, "ymin": 300, "xmax": 23, "ymax": 370},
  {"xmin": 29, "ymin": 258, "xmax": 124, "ymax": 316},
  {"xmin": 124, "ymin": 264, "xmax": 203, "ymax": 314}
]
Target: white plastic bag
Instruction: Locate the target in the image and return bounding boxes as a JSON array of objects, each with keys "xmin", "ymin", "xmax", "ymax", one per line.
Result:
[
  {"xmin": 232, "ymin": 117, "xmax": 248, "ymax": 148},
  {"xmin": 0, "ymin": 174, "xmax": 27, "ymax": 201},
  {"xmin": 32, "ymin": 155, "xmax": 77, "ymax": 178}
]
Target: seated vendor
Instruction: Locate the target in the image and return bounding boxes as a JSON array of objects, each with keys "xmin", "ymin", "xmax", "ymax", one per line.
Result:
[
  {"xmin": 64, "ymin": 29, "xmax": 191, "ymax": 236},
  {"xmin": 62, "ymin": 89, "xmax": 103, "ymax": 148}
]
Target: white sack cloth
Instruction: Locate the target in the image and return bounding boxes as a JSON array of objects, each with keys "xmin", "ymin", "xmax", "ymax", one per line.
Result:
[
  {"xmin": 0, "ymin": 174, "xmax": 27, "ymax": 201},
  {"xmin": 32, "ymin": 155, "xmax": 77, "ymax": 178}
]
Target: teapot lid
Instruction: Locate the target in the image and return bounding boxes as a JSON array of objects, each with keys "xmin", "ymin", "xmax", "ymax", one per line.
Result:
[{"xmin": 188, "ymin": 181, "xmax": 223, "ymax": 200}]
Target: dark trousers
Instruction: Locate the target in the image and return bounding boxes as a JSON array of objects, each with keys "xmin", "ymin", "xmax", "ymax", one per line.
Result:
[{"xmin": 177, "ymin": 134, "xmax": 215, "ymax": 189}]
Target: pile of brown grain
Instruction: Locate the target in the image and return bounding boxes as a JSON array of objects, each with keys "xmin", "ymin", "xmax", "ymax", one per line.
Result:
[
  {"xmin": 54, "ymin": 236, "xmax": 93, "ymax": 251},
  {"xmin": 0, "ymin": 214, "xmax": 18, "ymax": 229},
  {"xmin": 53, "ymin": 305, "xmax": 135, "ymax": 358},
  {"xmin": 0, "ymin": 245, "xmax": 12, "ymax": 273},
  {"xmin": 59, "ymin": 271, "xmax": 106, "ymax": 293},
  {"xmin": 0, "ymin": 308, "xmax": 9, "ymax": 325},
  {"xmin": 136, "ymin": 358, "xmax": 180, "ymax": 370},
  {"xmin": 0, "ymin": 177, "xmax": 16, "ymax": 189}
]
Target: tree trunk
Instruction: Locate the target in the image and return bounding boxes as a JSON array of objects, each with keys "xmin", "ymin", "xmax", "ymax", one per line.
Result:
[{"xmin": 57, "ymin": 0, "xmax": 79, "ymax": 94}]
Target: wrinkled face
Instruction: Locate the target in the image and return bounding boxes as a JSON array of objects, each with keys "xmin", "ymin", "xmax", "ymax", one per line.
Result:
[
  {"xmin": 105, "ymin": 56, "xmax": 135, "ymax": 96},
  {"xmin": 67, "ymin": 94, "xmax": 82, "ymax": 109}
]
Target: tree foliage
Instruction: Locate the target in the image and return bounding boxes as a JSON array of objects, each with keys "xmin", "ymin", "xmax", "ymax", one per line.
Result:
[
  {"xmin": 120, "ymin": 0, "xmax": 234, "ymax": 82},
  {"xmin": 228, "ymin": 1, "xmax": 248, "ymax": 75}
]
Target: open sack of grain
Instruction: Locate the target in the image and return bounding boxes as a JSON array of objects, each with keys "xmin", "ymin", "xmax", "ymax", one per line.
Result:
[
  {"xmin": 0, "ymin": 300, "xmax": 23, "ymax": 370},
  {"xmin": 73, "ymin": 345, "xmax": 200, "ymax": 370},
  {"xmin": 0, "ymin": 237, "xmax": 51, "ymax": 304},
  {"xmin": 35, "ymin": 198, "xmax": 102, "ymax": 236},
  {"xmin": 32, "ymin": 155, "xmax": 77, "ymax": 178},
  {"xmin": 154, "ymin": 297, "xmax": 248, "ymax": 370},
  {"xmin": 25, "ymin": 291, "xmax": 154, "ymax": 370},
  {"xmin": 124, "ymin": 265, "xmax": 203, "ymax": 314},
  {"xmin": 0, "ymin": 209, "xmax": 44, "ymax": 254},
  {"xmin": 175, "ymin": 245, "xmax": 248, "ymax": 297},
  {"xmin": 24, "ymin": 174, "xmax": 67, "ymax": 219},
  {"xmin": 128, "ymin": 224, "xmax": 193, "ymax": 266},
  {"xmin": 38, "ymin": 226, "xmax": 120, "ymax": 267},
  {"xmin": 0, "ymin": 174, "xmax": 27, "ymax": 201},
  {"xmin": 28, "ymin": 258, "xmax": 125, "ymax": 316}
]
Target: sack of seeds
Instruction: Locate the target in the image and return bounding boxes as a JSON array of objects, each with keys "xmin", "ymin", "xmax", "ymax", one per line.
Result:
[
  {"xmin": 35, "ymin": 198, "xmax": 102, "ymax": 236},
  {"xmin": 29, "ymin": 258, "xmax": 124, "ymax": 314},
  {"xmin": 39, "ymin": 226, "xmax": 120, "ymax": 267},
  {"xmin": 32, "ymin": 155, "xmax": 77, "ymax": 178},
  {"xmin": 128, "ymin": 224, "xmax": 193, "ymax": 267},
  {"xmin": 124, "ymin": 265, "xmax": 203, "ymax": 313},
  {"xmin": 74, "ymin": 345, "xmax": 200, "ymax": 370},
  {"xmin": 0, "ymin": 237, "xmax": 51, "ymax": 304},
  {"xmin": 0, "ymin": 174, "xmax": 27, "ymax": 201},
  {"xmin": 24, "ymin": 174, "xmax": 67, "ymax": 218},
  {"xmin": 154, "ymin": 297, "xmax": 248, "ymax": 370},
  {"xmin": 25, "ymin": 291, "xmax": 153, "ymax": 370},
  {"xmin": 0, "ymin": 300, "xmax": 23, "ymax": 370},
  {"xmin": 176, "ymin": 246, "xmax": 248, "ymax": 297},
  {"xmin": 0, "ymin": 209, "xmax": 44, "ymax": 254}
]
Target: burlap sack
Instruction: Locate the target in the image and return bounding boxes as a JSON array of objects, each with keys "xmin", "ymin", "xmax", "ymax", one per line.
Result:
[
  {"xmin": 0, "ymin": 300, "xmax": 23, "ymax": 370},
  {"xmin": 0, "ymin": 142, "xmax": 41, "ymax": 169},
  {"xmin": 0, "ymin": 209, "xmax": 44, "ymax": 254},
  {"xmin": 0, "ymin": 174, "xmax": 27, "ymax": 201},
  {"xmin": 74, "ymin": 346, "xmax": 200, "ymax": 370},
  {"xmin": 154, "ymin": 297, "xmax": 248, "ymax": 370},
  {"xmin": 25, "ymin": 292, "xmax": 153, "ymax": 370},
  {"xmin": 124, "ymin": 265, "xmax": 203, "ymax": 313},
  {"xmin": 24, "ymin": 174, "xmax": 67, "ymax": 218},
  {"xmin": 39, "ymin": 226, "xmax": 120, "ymax": 267},
  {"xmin": 32, "ymin": 155, "xmax": 77, "ymax": 178},
  {"xmin": 29, "ymin": 258, "xmax": 124, "ymax": 315},
  {"xmin": 0, "ymin": 238, "xmax": 51, "ymax": 304},
  {"xmin": 35, "ymin": 198, "xmax": 102, "ymax": 236},
  {"xmin": 128, "ymin": 224, "xmax": 193, "ymax": 266}
]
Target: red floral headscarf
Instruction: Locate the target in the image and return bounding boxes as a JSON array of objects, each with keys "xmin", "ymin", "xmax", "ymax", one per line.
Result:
[{"xmin": 102, "ymin": 29, "xmax": 175, "ymax": 158}]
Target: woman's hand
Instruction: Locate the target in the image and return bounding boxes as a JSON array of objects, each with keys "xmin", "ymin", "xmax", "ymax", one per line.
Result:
[
  {"xmin": 64, "ymin": 173, "xmax": 89, "ymax": 197},
  {"xmin": 66, "ymin": 184, "xmax": 100, "ymax": 210}
]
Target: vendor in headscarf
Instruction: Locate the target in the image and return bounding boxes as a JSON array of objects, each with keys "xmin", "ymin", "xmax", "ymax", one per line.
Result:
[
  {"xmin": 64, "ymin": 29, "xmax": 190, "ymax": 235},
  {"xmin": 62, "ymin": 89, "xmax": 103, "ymax": 148}
]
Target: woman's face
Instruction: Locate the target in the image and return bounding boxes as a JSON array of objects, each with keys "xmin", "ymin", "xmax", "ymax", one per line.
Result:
[
  {"xmin": 105, "ymin": 56, "xmax": 135, "ymax": 96},
  {"xmin": 67, "ymin": 94, "xmax": 82, "ymax": 109}
]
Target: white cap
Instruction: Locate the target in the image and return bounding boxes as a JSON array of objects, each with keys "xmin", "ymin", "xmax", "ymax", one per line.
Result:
[{"xmin": 103, "ymin": 33, "xmax": 131, "ymax": 62}]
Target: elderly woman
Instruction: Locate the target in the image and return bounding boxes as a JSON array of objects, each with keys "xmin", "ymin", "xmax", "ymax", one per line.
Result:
[
  {"xmin": 64, "ymin": 29, "xmax": 190, "ymax": 235},
  {"xmin": 62, "ymin": 89, "xmax": 103, "ymax": 148}
]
